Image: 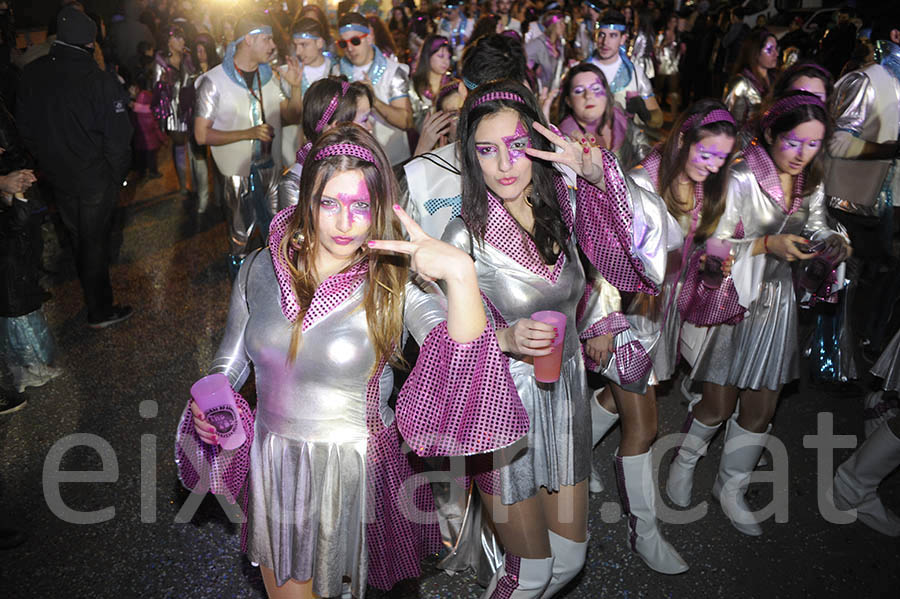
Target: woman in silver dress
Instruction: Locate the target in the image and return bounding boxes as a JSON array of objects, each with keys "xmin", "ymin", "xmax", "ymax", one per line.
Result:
[
  {"xmin": 182, "ymin": 124, "xmax": 518, "ymax": 598},
  {"xmin": 409, "ymin": 35, "xmax": 452, "ymax": 129},
  {"xmin": 152, "ymin": 25, "xmax": 198, "ymax": 196},
  {"xmin": 723, "ymin": 29, "xmax": 778, "ymax": 127},
  {"xmin": 668, "ymin": 92, "xmax": 852, "ymax": 536},
  {"xmin": 442, "ymin": 79, "xmax": 669, "ymax": 598},
  {"xmin": 590, "ymin": 100, "xmax": 739, "ymax": 575}
]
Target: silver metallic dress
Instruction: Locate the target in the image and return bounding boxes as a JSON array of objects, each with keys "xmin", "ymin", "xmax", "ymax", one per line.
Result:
[
  {"xmin": 722, "ymin": 73, "xmax": 765, "ymax": 127},
  {"xmin": 151, "ymin": 53, "xmax": 195, "ymax": 133},
  {"xmin": 691, "ymin": 159, "xmax": 840, "ymax": 391},
  {"xmin": 211, "ymin": 251, "xmax": 446, "ymax": 597},
  {"xmin": 872, "ymin": 328, "xmax": 900, "ymax": 393},
  {"xmin": 443, "ymin": 220, "xmax": 591, "ymax": 504}
]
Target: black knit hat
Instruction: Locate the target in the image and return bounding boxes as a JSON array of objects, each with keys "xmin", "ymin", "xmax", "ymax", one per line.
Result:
[{"xmin": 57, "ymin": 6, "xmax": 97, "ymax": 46}]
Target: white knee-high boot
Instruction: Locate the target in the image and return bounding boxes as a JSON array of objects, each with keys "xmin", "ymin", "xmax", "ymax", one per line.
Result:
[
  {"xmin": 832, "ymin": 421, "xmax": 900, "ymax": 536},
  {"xmin": 614, "ymin": 451, "xmax": 689, "ymax": 575},
  {"xmin": 711, "ymin": 417, "xmax": 770, "ymax": 536},
  {"xmin": 482, "ymin": 553, "xmax": 554, "ymax": 599},
  {"xmin": 590, "ymin": 388, "xmax": 619, "ymax": 493},
  {"xmin": 540, "ymin": 530, "xmax": 588, "ymax": 598},
  {"xmin": 666, "ymin": 411, "xmax": 721, "ymax": 507}
]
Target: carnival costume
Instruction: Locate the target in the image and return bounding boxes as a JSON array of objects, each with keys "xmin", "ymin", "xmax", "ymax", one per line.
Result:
[
  {"xmin": 194, "ymin": 35, "xmax": 284, "ymax": 276},
  {"xmin": 669, "ymin": 100, "xmax": 846, "ymax": 534},
  {"xmin": 558, "ymin": 105, "xmax": 652, "ymax": 171},
  {"xmin": 441, "ymin": 147, "xmax": 671, "ymax": 593},
  {"xmin": 335, "ymin": 44, "xmax": 412, "ymax": 165},
  {"xmin": 723, "ymin": 70, "xmax": 768, "ymax": 126},
  {"xmin": 176, "ymin": 196, "xmax": 529, "ymax": 597},
  {"xmin": 589, "ymin": 47, "xmax": 655, "ymax": 125}
]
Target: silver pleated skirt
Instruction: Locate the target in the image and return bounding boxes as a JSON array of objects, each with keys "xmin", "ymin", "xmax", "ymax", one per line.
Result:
[
  {"xmin": 691, "ymin": 275, "xmax": 799, "ymax": 391},
  {"xmin": 247, "ymin": 415, "xmax": 368, "ymax": 598},
  {"xmin": 649, "ymin": 276, "xmax": 682, "ymax": 384},
  {"xmin": 872, "ymin": 328, "xmax": 900, "ymax": 393},
  {"xmin": 493, "ymin": 353, "xmax": 591, "ymax": 505}
]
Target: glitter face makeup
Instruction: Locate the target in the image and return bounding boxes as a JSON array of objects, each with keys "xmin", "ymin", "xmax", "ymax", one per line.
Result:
[
  {"xmin": 769, "ymin": 121, "xmax": 826, "ymax": 176},
  {"xmin": 684, "ymin": 133, "xmax": 735, "ymax": 184},
  {"xmin": 571, "ymin": 79, "xmax": 605, "ymax": 98},
  {"xmin": 315, "ymin": 170, "xmax": 372, "ymax": 260},
  {"xmin": 320, "ymin": 179, "xmax": 371, "ymax": 227},
  {"xmin": 501, "ymin": 121, "xmax": 532, "ymax": 166}
]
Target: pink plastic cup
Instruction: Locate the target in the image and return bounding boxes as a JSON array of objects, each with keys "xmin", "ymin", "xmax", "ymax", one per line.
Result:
[
  {"xmin": 531, "ymin": 310, "xmax": 566, "ymax": 383},
  {"xmin": 702, "ymin": 238, "xmax": 732, "ymax": 289},
  {"xmin": 190, "ymin": 373, "xmax": 246, "ymax": 450}
]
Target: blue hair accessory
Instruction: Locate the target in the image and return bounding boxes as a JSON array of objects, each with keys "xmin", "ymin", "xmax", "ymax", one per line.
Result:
[
  {"xmin": 339, "ymin": 24, "xmax": 371, "ymax": 35},
  {"xmin": 596, "ymin": 23, "xmax": 626, "ymax": 32},
  {"xmin": 463, "ymin": 77, "xmax": 478, "ymax": 90}
]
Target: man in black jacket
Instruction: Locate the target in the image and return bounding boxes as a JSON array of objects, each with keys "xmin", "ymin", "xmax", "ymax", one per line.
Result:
[{"xmin": 16, "ymin": 6, "xmax": 134, "ymax": 329}]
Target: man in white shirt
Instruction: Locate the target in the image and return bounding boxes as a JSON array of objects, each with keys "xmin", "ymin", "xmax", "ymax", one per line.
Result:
[
  {"xmin": 332, "ymin": 12, "xmax": 413, "ymax": 164},
  {"xmin": 497, "ymin": 0, "xmax": 521, "ymax": 35},
  {"xmin": 589, "ymin": 8, "xmax": 662, "ymax": 129},
  {"xmin": 193, "ymin": 14, "xmax": 303, "ymax": 277},
  {"xmin": 440, "ymin": 0, "xmax": 474, "ymax": 62}
]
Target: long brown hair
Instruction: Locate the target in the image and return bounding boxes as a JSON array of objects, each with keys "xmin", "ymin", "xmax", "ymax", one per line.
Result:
[
  {"xmin": 279, "ymin": 124, "xmax": 408, "ymax": 372},
  {"xmin": 657, "ymin": 99, "xmax": 738, "ymax": 243}
]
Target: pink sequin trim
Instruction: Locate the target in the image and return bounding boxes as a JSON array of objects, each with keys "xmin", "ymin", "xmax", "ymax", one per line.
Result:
[
  {"xmin": 742, "ymin": 142, "xmax": 806, "ymax": 215},
  {"xmin": 174, "ymin": 389, "xmax": 255, "ymax": 505},
  {"xmin": 315, "ymin": 143, "xmax": 377, "ymax": 164},
  {"xmin": 472, "ymin": 91, "xmax": 525, "ymax": 108},
  {"xmin": 678, "ymin": 247, "xmax": 745, "ymax": 326},
  {"xmin": 268, "ymin": 205, "xmax": 368, "ymax": 329},
  {"xmin": 481, "ymin": 190, "xmax": 569, "ymax": 284},
  {"xmin": 575, "ymin": 149, "xmax": 660, "ymax": 295},
  {"xmin": 397, "ymin": 321, "xmax": 529, "ymax": 457},
  {"xmin": 615, "ymin": 338, "xmax": 653, "ymax": 385}
]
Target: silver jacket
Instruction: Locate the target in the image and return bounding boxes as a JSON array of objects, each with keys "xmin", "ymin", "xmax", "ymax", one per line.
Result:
[
  {"xmin": 723, "ymin": 74, "xmax": 764, "ymax": 126},
  {"xmin": 654, "ymin": 32, "xmax": 681, "ymax": 77},
  {"xmin": 152, "ymin": 53, "xmax": 196, "ymax": 133},
  {"xmin": 629, "ymin": 30, "xmax": 655, "ymax": 81}
]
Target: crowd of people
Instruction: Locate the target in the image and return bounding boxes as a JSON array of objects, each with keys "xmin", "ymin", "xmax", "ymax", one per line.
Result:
[{"xmin": 2, "ymin": 0, "xmax": 900, "ymax": 598}]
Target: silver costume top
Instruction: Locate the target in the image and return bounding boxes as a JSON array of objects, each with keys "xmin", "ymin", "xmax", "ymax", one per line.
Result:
[
  {"xmin": 211, "ymin": 251, "xmax": 446, "ymax": 425},
  {"xmin": 691, "ymin": 157, "xmax": 840, "ymax": 390},
  {"xmin": 629, "ymin": 29, "xmax": 655, "ymax": 81},
  {"xmin": 525, "ymin": 34, "xmax": 565, "ymax": 90},
  {"xmin": 152, "ymin": 52, "xmax": 196, "ymax": 133},
  {"xmin": 654, "ymin": 31, "xmax": 681, "ymax": 77},
  {"xmin": 408, "ymin": 83, "xmax": 435, "ymax": 131},
  {"xmin": 826, "ymin": 51, "xmax": 900, "ymax": 216},
  {"xmin": 723, "ymin": 73, "xmax": 765, "ymax": 126}
]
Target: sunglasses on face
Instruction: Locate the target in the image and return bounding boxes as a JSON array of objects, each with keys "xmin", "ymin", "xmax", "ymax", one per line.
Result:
[{"xmin": 338, "ymin": 33, "xmax": 369, "ymax": 48}]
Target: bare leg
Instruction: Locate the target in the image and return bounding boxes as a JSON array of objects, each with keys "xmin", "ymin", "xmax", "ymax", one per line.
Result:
[
  {"xmin": 609, "ymin": 383, "xmax": 658, "ymax": 456},
  {"xmin": 595, "ymin": 385, "xmax": 617, "ymax": 413},
  {"xmin": 540, "ymin": 480, "xmax": 589, "ymax": 542},
  {"xmin": 735, "ymin": 386, "xmax": 781, "ymax": 433},
  {"xmin": 692, "ymin": 382, "xmax": 739, "ymax": 428},
  {"xmin": 259, "ymin": 566, "xmax": 316, "ymax": 599},
  {"xmin": 478, "ymin": 489, "xmax": 551, "ymax": 558}
]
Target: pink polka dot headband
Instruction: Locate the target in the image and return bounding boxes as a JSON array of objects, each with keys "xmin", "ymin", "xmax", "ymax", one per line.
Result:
[
  {"xmin": 760, "ymin": 94, "xmax": 826, "ymax": 131},
  {"xmin": 680, "ymin": 108, "xmax": 736, "ymax": 133},
  {"xmin": 472, "ymin": 91, "xmax": 525, "ymax": 109},
  {"xmin": 314, "ymin": 143, "xmax": 377, "ymax": 164},
  {"xmin": 315, "ymin": 81, "xmax": 351, "ymax": 134}
]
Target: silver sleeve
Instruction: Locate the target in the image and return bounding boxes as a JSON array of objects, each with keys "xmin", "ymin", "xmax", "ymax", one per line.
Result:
[
  {"xmin": 830, "ymin": 71, "xmax": 872, "ymax": 137},
  {"xmin": 389, "ymin": 66, "xmax": 411, "ymax": 102},
  {"xmin": 403, "ymin": 277, "xmax": 449, "ymax": 346},
  {"xmin": 194, "ymin": 74, "xmax": 219, "ymax": 122},
  {"xmin": 208, "ymin": 250, "xmax": 255, "ymax": 389}
]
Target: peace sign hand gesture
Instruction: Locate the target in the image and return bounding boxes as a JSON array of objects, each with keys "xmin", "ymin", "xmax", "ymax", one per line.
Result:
[
  {"xmin": 367, "ymin": 204, "xmax": 473, "ymax": 284},
  {"xmin": 524, "ymin": 121, "xmax": 606, "ymax": 190}
]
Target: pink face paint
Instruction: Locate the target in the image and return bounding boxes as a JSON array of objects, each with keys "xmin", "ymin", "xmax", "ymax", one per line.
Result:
[
  {"xmin": 780, "ymin": 131, "xmax": 821, "ymax": 156},
  {"xmin": 501, "ymin": 121, "xmax": 532, "ymax": 165},
  {"xmin": 320, "ymin": 179, "xmax": 371, "ymax": 226}
]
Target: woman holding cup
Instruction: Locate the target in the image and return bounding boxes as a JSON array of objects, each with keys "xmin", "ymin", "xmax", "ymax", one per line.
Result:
[
  {"xmin": 586, "ymin": 100, "xmax": 739, "ymax": 574},
  {"xmin": 440, "ymin": 80, "xmax": 669, "ymax": 597},
  {"xmin": 177, "ymin": 124, "xmax": 525, "ymax": 599},
  {"xmin": 669, "ymin": 92, "xmax": 851, "ymax": 535}
]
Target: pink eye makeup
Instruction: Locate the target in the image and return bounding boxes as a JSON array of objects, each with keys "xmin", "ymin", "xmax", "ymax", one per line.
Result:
[
  {"xmin": 762, "ymin": 41, "xmax": 777, "ymax": 55},
  {"xmin": 320, "ymin": 180, "xmax": 371, "ymax": 226},
  {"xmin": 780, "ymin": 131, "xmax": 821, "ymax": 153},
  {"xmin": 501, "ymin": 121, "xmax": 532, "ymax": 165},
  {"xmin": 693, "ymin": 142, "xmax": 730, "ymax": 163},
  {"xmin": 571, "ymin": 80, "xmax": 605, "ymax": 97}
]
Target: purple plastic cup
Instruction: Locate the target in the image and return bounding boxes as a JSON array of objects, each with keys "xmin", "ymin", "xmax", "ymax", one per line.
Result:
[
  {"xmin": 190, "ymin": 373, "xmax": 246, "ymax": 450},
  {"xmin": 531, "ymin": 310, "xmax": 567, "ymax": 383},
  {"xmin": 702, "ymin": 238, "xmax": 732, "ymax": 289}
]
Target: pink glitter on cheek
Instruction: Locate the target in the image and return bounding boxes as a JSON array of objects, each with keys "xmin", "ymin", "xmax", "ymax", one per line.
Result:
[{"xmin": 501, "ymin": 121, "xmax": 532, "ymax": 165}]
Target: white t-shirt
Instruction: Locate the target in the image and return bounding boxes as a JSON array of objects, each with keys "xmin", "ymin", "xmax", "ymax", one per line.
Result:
[
  {"xmin": 303, "ymin": 60, "xmax": 330, "ymax": 87},
  {"xmin": 351, "ymin": 60, "xmax": 371, "ymax": 84},
  {"xmin": 594, "ymin": 55, "xmax": 621, "ymax": 90}
]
